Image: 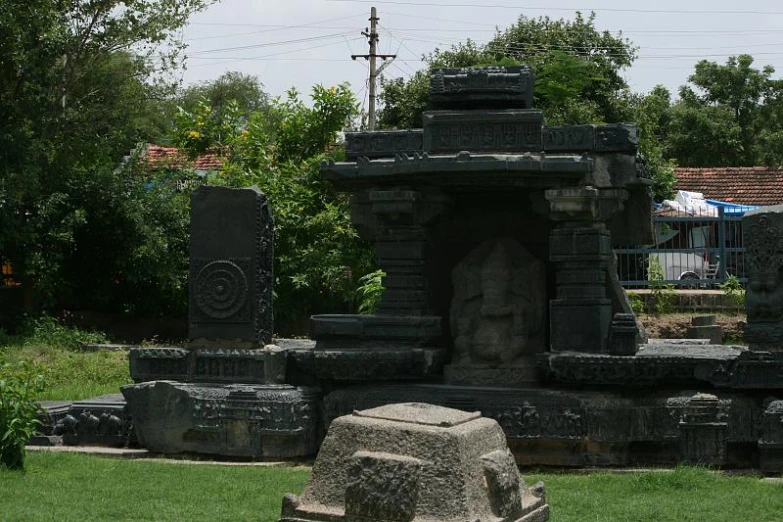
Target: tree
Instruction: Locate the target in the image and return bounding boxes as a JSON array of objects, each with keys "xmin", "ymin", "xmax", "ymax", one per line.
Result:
[
  {"xmin": 667, "ymin": 55, "xmax": 779, "ymax": 167},
  {"xmin": 378, "ymin": 12, "xmax": 636, "ymax": 129},
  {"xmin": 174, "ymin": 85, "xmax": 376, "ymax": 334},
  {"xmin": 0, "ymin": 0, "xmax": 214, "ymax": 313},
  {"xmin": 179, "ymin": 71, "xmax": 268, "ymax": 117}
]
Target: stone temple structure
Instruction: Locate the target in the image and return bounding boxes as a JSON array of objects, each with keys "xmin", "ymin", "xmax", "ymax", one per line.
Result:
[{"xmin": 118, "ymin": 67, "xmax": 783, "ymax": 471}]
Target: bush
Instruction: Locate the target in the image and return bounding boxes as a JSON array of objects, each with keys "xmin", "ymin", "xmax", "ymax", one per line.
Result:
[
  {"xmin": 0, "ymin": 363, "xmax": 44, "ymax": 470},
  {"xmin": 22, "ymin": 316, "xmax": 109, "ymax": 351}
]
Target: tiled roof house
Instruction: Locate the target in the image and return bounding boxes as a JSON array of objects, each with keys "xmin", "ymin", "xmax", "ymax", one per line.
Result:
[
  {"xmin": 674, "ymin": 167, "xmax": 783, "ymax": 206},
  {"xmin": 142, "ymin": 144, "xmax": 224, "ymax": 174}
]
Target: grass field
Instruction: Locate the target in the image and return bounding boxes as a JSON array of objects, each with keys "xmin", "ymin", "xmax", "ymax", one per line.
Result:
[
  {"xmin": 0, "ymin": 321, "xmax": 131, "ymax": 401},
  {"xmin": 1, "ymin": 453, "xmax": 782, "ymax": 522}
]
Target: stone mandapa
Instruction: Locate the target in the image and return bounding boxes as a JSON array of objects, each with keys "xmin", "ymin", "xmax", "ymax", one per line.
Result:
[{"xmin": 280, "ymin": 403, "xmax": 549, "ymax": 522}]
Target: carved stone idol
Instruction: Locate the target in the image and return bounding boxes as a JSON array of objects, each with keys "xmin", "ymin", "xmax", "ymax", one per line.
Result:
[
  {"xmin": 445, "ymin": 237, "xmax": 546, "ymax": 386},
  {"xmin": 743, "ymin": 206, "xmax": 783, "ymax": 350}
]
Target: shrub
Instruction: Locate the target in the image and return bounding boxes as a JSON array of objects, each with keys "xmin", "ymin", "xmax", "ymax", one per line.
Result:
[
  {"xmin": 22, "ymin": 316, "xmax": 109, "ymax": 351},
  {"xmin": 648, "ymin": 256, "xmax": 676, "ymax": 315},
  {"xmin": 0, "ymin": 363, "xmax": 44, "ymax": 470},
  {"xmin": 719, "ymin": 275, "xmax": 745, "ymax": 315}
]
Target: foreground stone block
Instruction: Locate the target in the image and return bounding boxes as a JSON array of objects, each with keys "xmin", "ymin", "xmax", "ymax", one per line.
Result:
[
  {"xmin": 122, "ymin": 381, "xmax": 319, "ymax": 458},
  {"xmin": 281, "ymin": 403, "xmax": 549, "ymax": 522}
]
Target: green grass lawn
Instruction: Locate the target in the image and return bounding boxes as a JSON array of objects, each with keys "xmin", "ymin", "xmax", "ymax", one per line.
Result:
[
  {"xmin": 1, "ymin": 454, "xmax": 782, "ymax": 522},
  {"xmin": 0, "ymin": 322, "xmax": 131, "ymax": 401}
]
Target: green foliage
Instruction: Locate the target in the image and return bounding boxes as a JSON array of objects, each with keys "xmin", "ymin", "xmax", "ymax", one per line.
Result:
[
  {"xmin": 174, "ymin": 84, "xmax": 377, "ymax": 333},
  {"xmin": 178, "ymin": 71, "xmax": 268, "ymax": 121},
  {"xmin": 0, "ymin": 363, "xmax": 44, "ymax": 470},
  {"xmin": 665, "ymin": 54, "xmax": 783, "ymax": 168},
  {"xmin": 0, "ymin": 0, "xmax": 214, "ymax": 315},
  {"xmin": 648, "ymin": 257, "xmax": 676, "ymax": 315},
  {"xmin": 20, "ymin": 316, "xmax": 108, "ymax": 352},
  {"xmin": 627, "ymin": 292, "xmax": 645, "ymax": 316},
  {"xmin": 357, "ymin": 270, "xmax": 386, "ymax": 315},
  {"xmin": 378, "ymin": 12, "xmax": 636, "ymax": 130},
  {"xmin": 719, "ymin": 275, "xmax": 746, "ymax": 315}
]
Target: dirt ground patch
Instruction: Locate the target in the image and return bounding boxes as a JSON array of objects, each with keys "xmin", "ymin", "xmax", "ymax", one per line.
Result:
[{"xmin": 639, "ymin": 313, "xmax": 746, "ymax": 343}]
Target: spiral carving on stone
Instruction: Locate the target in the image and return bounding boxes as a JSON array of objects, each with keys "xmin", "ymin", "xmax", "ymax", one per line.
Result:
[{"xmin": 194, "ymin": 260, "xmax": 249, "ymax": 319}]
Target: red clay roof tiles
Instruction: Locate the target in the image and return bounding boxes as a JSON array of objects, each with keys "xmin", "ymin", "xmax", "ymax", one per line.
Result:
[
  {"xmin": 674, "ymin": 167, "xmax": 783, "ymax": 206},
  {"xmin": 143, "ymin": 144, "xmax": 224, "ymax": 172}
]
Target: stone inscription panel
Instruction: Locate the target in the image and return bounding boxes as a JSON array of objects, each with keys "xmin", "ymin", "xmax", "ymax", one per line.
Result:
[{"xmin": 189, "ymin": 185, "xmax": 274, "ymax": 344}]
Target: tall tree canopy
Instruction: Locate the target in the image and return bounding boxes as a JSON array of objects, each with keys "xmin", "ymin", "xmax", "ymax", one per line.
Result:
[
  {"xmin": 0, "ymin": 0, "xmax": 214, "ymax": 312},
  {"xmin": 666, "ymin": 55, "xmax": 780, "ymax": 167},
  {"xmin": 378, "ymin": 12, "xmax": 636, "ymax": 129}
]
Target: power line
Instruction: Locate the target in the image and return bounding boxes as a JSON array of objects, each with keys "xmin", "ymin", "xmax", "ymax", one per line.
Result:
[
  {"xmin": 186, "ymin": 38, "xmax": 364, "ymax": 67},
  {"xmin": 326, "ymin": 0, "xmax": 783, "ymax": 16},
  {"xmin": 188, "ymin": 32, "xmax": 356, "ymax": 56}
]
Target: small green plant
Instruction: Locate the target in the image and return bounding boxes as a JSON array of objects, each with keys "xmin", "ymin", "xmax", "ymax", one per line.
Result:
[
  {"xmin": 719, "ymin": 275, "xmax": 746, "ymax": 315},
  {"xmin": 648, "ymin": 256, "xmax": 676, "ymax": 315},
  {"xmin": 22, "ymin": 316, "xmax": 109, "ymax": 351},
  {"xmin": 0, "ymin": 363, "xmax": 44, "ymax": 470},
  {"xmin": 627, "ymin": 292, "xmax": 645, "ymax": 316},
  {"xmin": 356, "ymin": 269, "xmax": 386, "ymax": 315}
]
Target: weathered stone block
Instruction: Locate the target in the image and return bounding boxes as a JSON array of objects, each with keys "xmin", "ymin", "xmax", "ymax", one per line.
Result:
[
  {"xmin": 345, "ymin": 130, "xmax": 423, "ymax": 160},
  {"xmin": 189, "ymin": 185, "xmax": 273, "ymax": 345},
  {"xmin": 54, "ymin": 394, "xmax": 132, "ymax": 447},
  {"xmin": 423, "ymin": 110, "xmax": 545, "ymax": 155},
  {"xmin": 280, "ymin": 403, "xmax": 549, "ymax": 522},
  {"xmin": 430, "ymin": 66, "xmax": 535, "ymax": 109},
  {"xmin": 550, "ymin": 300, "xmax": 612, "ymax": 353},
  {"xmin": 121, "ymin": 381, "xmax": 320, "ymax": 458}
]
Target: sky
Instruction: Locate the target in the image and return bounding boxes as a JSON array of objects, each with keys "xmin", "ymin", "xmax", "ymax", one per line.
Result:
[{"xmin": 180, "ymin": 0, "xmax": 783, "ymax": 110}]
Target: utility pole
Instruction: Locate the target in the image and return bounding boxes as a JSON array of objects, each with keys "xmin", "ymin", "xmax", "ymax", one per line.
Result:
[{"xmin": 352, "ymin": 7, "xmax": 395, "ymax": 131}]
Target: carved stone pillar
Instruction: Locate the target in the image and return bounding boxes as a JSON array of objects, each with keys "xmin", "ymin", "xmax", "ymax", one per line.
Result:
[
  {"xmin": 367, "ymin": 189, "xmax": 449, "ymax": 316},
  {"xmin": 546, "ymin": 187, "xmax": 627, "ymax": 353}
]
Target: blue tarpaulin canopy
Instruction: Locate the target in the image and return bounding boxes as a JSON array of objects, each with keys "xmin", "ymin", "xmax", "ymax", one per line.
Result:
[{"xmin": 704, "ymin": 199, "xmax": 760, "ymax": 216}]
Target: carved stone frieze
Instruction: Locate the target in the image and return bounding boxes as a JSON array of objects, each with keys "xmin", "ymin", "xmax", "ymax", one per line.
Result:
[
  {"xmin": 121, "ymin": 381, "xmax": 321, "ymax": 458},
  {"xmin": 423, "ymin": 110, "xmax": 545, "ymax": 154}
]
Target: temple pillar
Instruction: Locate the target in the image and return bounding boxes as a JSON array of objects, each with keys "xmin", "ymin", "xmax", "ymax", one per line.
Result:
[
  {"xmin": 364, "ymin": 189, "xmax": 449, "ymax": 316},
  {"xmin": 546, "ymin": 187, "xmax": 627, "ymax": 353}
]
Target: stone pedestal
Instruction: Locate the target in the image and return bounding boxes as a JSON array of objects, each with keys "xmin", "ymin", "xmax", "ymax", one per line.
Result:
[
  {"xmin": 759, "ymin": 401, "xmax": 783, "ymax": 473},
  {"xmin": 686, "ymin": 315, "xmax": 723, "ymax": 344},
  {"xmin": 281, "ymin": 403, "xmax": 549, "ymax": 522},
  {"xmin": 678, "ymin": 393, "xmax": 728, "ymax": 466}
]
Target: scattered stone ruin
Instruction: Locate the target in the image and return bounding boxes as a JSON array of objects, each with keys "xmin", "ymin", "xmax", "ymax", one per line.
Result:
[
  {"xmin": 115, "ymin": 67, "xmax": 783, "ymax": 472},
  {"xmin": 281, "ymin": 403, "xmax": 549, "ymax": 522}
]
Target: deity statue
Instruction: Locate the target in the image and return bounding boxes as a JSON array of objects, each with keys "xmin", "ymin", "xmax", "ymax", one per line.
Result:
[
  {"xmin": 744, "ymin": 208, "xmax": 783, "ymax": 349},
  {"xmin": 450, "ymin": 238, "xmax": 546, "ymax": 368}
]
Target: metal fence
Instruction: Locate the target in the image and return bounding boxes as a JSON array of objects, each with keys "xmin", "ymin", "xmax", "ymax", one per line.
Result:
[{"xmin": 615, "ymin": 207, "xmax": 745, "ymax": 288}]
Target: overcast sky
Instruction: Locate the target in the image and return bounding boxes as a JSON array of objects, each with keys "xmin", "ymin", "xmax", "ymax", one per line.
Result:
[{"xmin": 181, "ymin": 0, "xmax": 783, "ymax": 110}]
